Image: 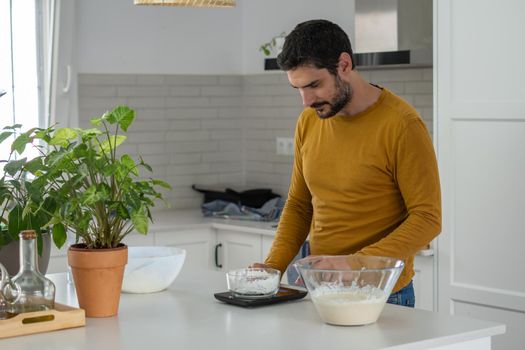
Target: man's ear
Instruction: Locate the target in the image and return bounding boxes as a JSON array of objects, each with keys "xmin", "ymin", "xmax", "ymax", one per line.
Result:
[{"xmin": 338, "ymin": 52, "xmax": 353, "ymax": 74}]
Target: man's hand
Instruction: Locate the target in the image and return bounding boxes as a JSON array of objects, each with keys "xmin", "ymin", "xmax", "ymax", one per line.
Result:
[{"xmin": 249, "ymin": 262, "xmax": 271, "ymax": 269}]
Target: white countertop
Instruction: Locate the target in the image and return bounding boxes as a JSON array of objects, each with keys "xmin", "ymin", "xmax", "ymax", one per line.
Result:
[
  {"xmin": 148, "ymin": 209, "xmax": 279, "ymax": 236},
  {"xmin": 1, "ymin": 270, "xmax": 504, "ymax": 350},
  {"xmin": 144, "ymin": 210, "xmax": 434, "ymax": 256}
]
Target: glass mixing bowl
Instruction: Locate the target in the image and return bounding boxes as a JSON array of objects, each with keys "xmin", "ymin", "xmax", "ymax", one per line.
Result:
[
  {"xmin": 294, "ymin": 255, "xmax": 404, "ymax": 326},
  {"xmin": 226, "ymin": 267, "xmax": 281, "ymax": 299}
]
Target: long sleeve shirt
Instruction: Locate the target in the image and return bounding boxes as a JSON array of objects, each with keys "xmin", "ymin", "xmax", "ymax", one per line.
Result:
[{"xmin": 264, "ymin": 88, "xmax": 441, "ymax": 292}]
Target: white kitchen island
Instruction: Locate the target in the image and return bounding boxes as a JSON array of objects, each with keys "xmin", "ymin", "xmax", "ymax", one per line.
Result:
[{"xmin": 1, "ymin": 270, "xmax": 505, "ymax": 350}]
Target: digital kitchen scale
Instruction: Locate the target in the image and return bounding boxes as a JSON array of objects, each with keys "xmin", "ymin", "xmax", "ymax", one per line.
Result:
[{"xmin": 214, "ymin": 285, "xmax": 308, "ymax": 307}]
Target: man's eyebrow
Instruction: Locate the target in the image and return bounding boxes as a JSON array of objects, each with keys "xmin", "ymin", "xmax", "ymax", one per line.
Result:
[{"xmin": 290, "ymin": 79, "xmax": 319, "ymax": 89}]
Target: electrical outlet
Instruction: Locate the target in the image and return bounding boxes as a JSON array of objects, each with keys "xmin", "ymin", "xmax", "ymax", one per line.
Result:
[{"xmin": 276, "ymin": 137, "xmax": 294, "ymax": 156}]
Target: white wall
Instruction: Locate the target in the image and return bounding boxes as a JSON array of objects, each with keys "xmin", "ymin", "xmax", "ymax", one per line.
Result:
[
  {"xmin": 76, "ymin": 0, "xmax": 242, "ymax": 74},
  {"xmin": 73, "ymin": 0, "xmax": 356, "ymax": 75},
  {"xmin": 241, "ymin": 0, "xmax": 355, "ymax": 74}
]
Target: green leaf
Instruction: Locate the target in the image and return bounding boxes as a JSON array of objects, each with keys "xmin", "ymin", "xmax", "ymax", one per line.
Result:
[
  {"xmin": 90, "ymin": 118, "xmax": 103, "ymax": 126},
  {"xmin": 111, "ymin": 106, "xmax": 135, "ymax": 131},
  {"xmin": 131, "ymin": 207, "xmax": 148, "ymax": 234},
  {"xmin": 81, "ymin": 185, "xmax": 100, "ymax": 205},
  {"xmin": 52, "ymin": 223, "xmax": 67, "ymax": 249},
  {"xmin": 49, "ymin": 128, "xmax": 78, "ymax": 147},
  {"xmin": 139, "ymin": 157, "xmax": 153, "ymax": 172},
  {"xmin": 121, "ymin": 154, "xmax": 138, "ymax": 176},
  {"xmin": 116, "ymin": 202, "xmax": 130, "ymax": 220},
  {"xmin": 152, "ymin": 179, "xmax": 172, "ymax": 189},
  {"xmin": 3, "ymin": 124, "xmax": 22, "ymax": 130},
  {"xmin": 103, "ymin": 163, "xmax": 119, "ymax": 177},
  {"xmin": 99, "ymin": 135, "xmax": 126, "ymax": 154},
  {"xmin": 72, "ymin": 143, "xmax": 89, "ymax": 158},
  {"xmin": 0, "ymin": 131, "xmax": 13, "ymax": 144},
  {"xmin": 24, "ymin": 157, "xmax": 44, "ymax": 174},
  {"xmin": 11, "ymin": 133, "xmax": 31, "ymax": 154},
  {"xmin": 4, "ymin": 157, "xmax": 27, "ymax": 176},
  {"xmin": 8, "ymin": 205, "xmax": 27, "ymax": 240}
]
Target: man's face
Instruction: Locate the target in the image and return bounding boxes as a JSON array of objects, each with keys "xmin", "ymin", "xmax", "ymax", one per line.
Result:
[{"xmin": 287, "ymin": 65, "xmax": 352, "ymax": 119}]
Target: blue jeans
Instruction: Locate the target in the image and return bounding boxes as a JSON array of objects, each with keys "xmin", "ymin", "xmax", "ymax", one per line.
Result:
[{"xmin": 387, "ymin": 281, "xmax": 415, "ymax": 308}]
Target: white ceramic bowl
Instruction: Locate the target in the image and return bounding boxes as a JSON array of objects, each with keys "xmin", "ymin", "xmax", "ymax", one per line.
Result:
[{"xmin": 122, "ymin": 246, "xmax": 186, "ymax": 294}]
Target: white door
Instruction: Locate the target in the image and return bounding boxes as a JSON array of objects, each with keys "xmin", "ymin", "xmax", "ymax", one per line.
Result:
[
  {"xmin": 215, "ymin": 230, "xmax": 262, "ymax": 272},
  {"xmin": 435, "ymin": 1, "xmax": 525, "ymax": 349}
]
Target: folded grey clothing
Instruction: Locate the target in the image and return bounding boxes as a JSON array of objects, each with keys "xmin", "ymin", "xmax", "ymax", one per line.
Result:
[{"xmin": 201, "ymin": 197, "xmax": 285, "ymax": 221}]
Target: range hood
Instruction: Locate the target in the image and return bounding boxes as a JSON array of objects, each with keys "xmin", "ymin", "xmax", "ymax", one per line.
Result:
[{"xmin": 353, "ymin": 0, "xmax": 432, "ymax": 68}]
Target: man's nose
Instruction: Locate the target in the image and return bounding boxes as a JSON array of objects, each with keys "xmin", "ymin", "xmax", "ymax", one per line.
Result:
[{"xmin": 300, "ymin": 90, "xmax": 315, "ymax": 107}]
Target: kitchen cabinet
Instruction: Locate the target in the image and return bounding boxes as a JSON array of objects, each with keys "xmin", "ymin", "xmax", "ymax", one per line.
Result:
[
  {"xmin": 155, "ymin": 227, "xmax": 215, "ymax": 272},
  {"xmin": 213, "ymin": 229, "xmax": 262, "ymax": 271},
  {"xmin": 413, "ymin": 252, "xmax": 434, "ymax": 311}
]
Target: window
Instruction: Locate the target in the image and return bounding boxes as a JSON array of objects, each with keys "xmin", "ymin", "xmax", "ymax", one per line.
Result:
[{"xmin": 1, "ymin": 0, "xmax": 45, "ymax": 165}]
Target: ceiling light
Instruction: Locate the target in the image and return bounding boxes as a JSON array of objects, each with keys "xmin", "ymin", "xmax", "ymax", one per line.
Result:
[{"xmin": 134, "ymin": 0, "xmax": 235, "ymax": 7}]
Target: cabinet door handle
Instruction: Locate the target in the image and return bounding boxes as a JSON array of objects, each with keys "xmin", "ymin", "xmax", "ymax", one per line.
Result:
[{"xmin": 215, "ymin": 243, "xmax": 223, "ymax": 268}]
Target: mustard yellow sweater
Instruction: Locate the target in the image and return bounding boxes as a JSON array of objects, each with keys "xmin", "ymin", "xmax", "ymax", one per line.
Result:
[{"xmin": 265, "ymin": 88, "xmax": 441, "ymax": 292}]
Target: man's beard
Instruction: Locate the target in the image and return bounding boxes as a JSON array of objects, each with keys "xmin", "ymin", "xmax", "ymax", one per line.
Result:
[{"xmin": 311, "ymin": 75, "xmax": 352, "ymax": 119}]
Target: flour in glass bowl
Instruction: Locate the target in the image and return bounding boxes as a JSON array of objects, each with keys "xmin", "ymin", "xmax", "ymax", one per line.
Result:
[
  {"xmin": 227, "ymin": 269, "xmax": 280, "ymax": 297},
  {"xmin": 310, "ymin": 283, "xmax": 387, "ymax": 326}
]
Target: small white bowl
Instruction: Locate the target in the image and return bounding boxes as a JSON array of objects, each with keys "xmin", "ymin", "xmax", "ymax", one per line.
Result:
[{"xmin": 122, "ymin": 246, "xmax": 186, "ymax": 294}]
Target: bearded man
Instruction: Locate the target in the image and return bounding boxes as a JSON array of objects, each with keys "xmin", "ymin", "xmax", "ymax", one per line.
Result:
[{"xmin": 252, "ymin": 19, "xmax": 441, "ymax": 307}]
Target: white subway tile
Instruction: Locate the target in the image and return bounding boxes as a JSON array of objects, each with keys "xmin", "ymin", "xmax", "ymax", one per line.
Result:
[
  {"xmin": 209, "ymin": 96, "xmax": 242, "ymax": 107},
  {"xmin": 79, "ymin": 74, "xmax": 136, "ymax": 85},
  {"xmin": 202, "ymin": 151, "xmax": 242, "ymax": 163},
  {"xmin": 201, "ymin": 86, "xmax": 242, "ymax": 96},
  {"xmin": 79, "ymin": 97, "xmax": 128, "ymax": 110},
  {"xmin": 218, "ymin": 107, "xmax": 243, "ymax": 118},
  {"xmin": 136, "ymin": 75, "xmax": 166, "ymax": 85},
  {"xmin": 210, "ymin": 129, "xmax": 241, "ymax": 140},
  {"xmin": 166, "ymin": 130, "xmax": 210, "ymax": 142},
  {"xmin": 210, "ymin": 162, "xmax": 242, "ymax": 173},
  {"xmin": 166, "ymin": 163, "xmax": 212, "ymax": 175},
  {"xmin": 219, "ymin": 76, "xmax": 243, "ymax": 85},
  {"xmin": 137, "ymin": 143, "xmax": 166, "ymax": 155},
  {"xmin": 166, "ymin": 97, "xmax": 210, "ymax": 108},
  {"xmin": 169, "ymin": 120, "xmax": 201, "ymax": 130},
  {"xmin": 169, "ymin": 153, "xmax": 202, "ymax": 164},
  {"xmin": 413, "ymin": 94, "xmax": 433, "ymax": 107},
  {"xmin": 243, "ymin": 74, "xmax": 284, "ymax": 85},
  {"xmin": 126, "ymin": 131, "xmax": 166, "ymax": 143},
  {"xmin": 272, "ymin": 95, "xmax": 302, "ymax": 107},
  {"xmin": 127, "ymin": 97, "xmax": 166, "ymax": 108},
  {"xmin": 405, "ymin": 82, "xmax": 433, "ymax": 94},
  {"xmin": 218, "ymin": 173, "xmax": 244, "ymax": 185},
  {"xmin": 168, "ymin": 140, "xmax": 219, "ymax": 153},
  {"xmin": 202, "ymin": 118, "xmax": 241, "ymax": 130},
  {"xmin": 165, "ymin": 75, "xmax": 219, "ymax": 85},
  {"xmin": 165, "ymin": 108, "xmax": 218, "ymax": 119},
  {"xmin": 79, "ymin": 86, "xmax": 117, "ymax": 97},
  {"xmin": 118, "ymin": 86, "xmax": 169, "ymax": 97},
  {"xmin": 370, "ymin": 69, "xmax": 423, "ymax": 82},
  {"xmin": 170, "ymin": 86, "xmax": 201, "ymax": 97}
]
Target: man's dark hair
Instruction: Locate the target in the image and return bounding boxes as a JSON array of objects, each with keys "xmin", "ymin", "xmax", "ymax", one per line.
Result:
[{"xmin": 277, "ymin": 19, "xmax": 355, "ymax": 75}]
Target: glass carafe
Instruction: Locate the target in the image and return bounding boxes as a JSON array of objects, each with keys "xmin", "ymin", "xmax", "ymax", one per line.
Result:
[
  {"xmin": 0, "ymin": 263, "xmax": 20, "ymax": 319},
  {"xmin": 9, "ymin": 230, "xmax": 55, "ymax": 313}
]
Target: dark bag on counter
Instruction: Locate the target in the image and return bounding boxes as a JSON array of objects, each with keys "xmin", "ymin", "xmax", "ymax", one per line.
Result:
[{"xmin": 192, "ymin": 185, "xmax": 280, "ymax": 208}]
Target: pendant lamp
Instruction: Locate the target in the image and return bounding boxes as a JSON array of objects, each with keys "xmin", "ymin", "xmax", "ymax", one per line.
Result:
[{"xmin": 134, "ymin": 0, "xmax": 235, "ymax": 7}]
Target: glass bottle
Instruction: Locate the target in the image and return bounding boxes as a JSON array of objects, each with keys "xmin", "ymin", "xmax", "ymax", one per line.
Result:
[{"xmin": 9, "ymin": 230, "xmax": 55, "ymax": 313}]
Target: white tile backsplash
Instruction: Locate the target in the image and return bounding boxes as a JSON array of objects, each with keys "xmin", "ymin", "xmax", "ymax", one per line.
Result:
[{"xmin": 79, "ymin": 67, "xmax": 433, "ymax": 209}]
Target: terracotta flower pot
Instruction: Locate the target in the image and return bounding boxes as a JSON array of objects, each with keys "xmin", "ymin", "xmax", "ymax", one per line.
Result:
[{"xmin": 68, "ymin": 243, "xmax": 128, "ymax": 318}]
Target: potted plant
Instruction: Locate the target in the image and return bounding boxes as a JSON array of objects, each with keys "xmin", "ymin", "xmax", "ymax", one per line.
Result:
[
  {"xmin": 259, "ymin": 31, "xmax": 286, "ymax": 70},
  {"xmin": 21, "ymin": 105, "xmax": 170, "ymax": 317},
  {"xmin": 0, "ymin": 125, "xmax": 62, "ymax": 275}
]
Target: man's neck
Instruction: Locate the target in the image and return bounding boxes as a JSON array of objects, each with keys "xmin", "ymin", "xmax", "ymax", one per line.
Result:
[{"xmin": 341, "ymin": 74, "xmax": 382, "ymax": 116}]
